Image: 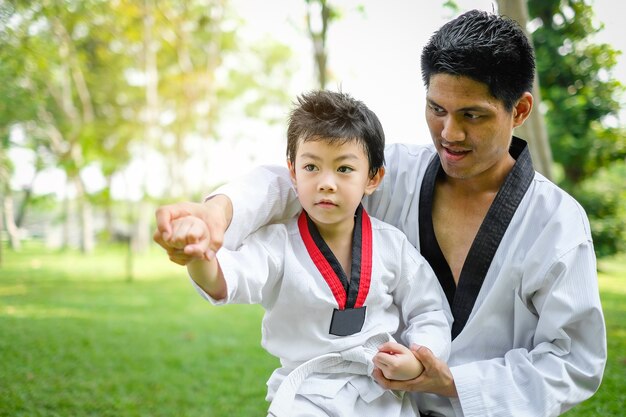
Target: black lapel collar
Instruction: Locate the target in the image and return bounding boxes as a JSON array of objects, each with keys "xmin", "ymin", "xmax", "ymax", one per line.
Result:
[{"xmin": 419, "ymin": 137, "xmax": 535, "ymax": 339}]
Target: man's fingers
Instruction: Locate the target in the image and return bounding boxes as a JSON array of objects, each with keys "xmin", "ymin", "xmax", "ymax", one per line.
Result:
[
  {"xmin": 155, "ymin": 202, "xmax": 202, "ymax": 236},
  {"xmin": 372, "ymin": 368, "xmax": 391, "ymax": 387},
  {"xmin": 153, "ymin": 229, "xmax": 165, "ymax": 245},
  {"xmin": 154, "ymin": 199, "xmax": 230, "ymax": 262},
  {"xmin": 412, "ymin": 345, "xmax": 434, "ymax": 365},
  {"xmin": 202, "ymin": 215, "xmax": 224, "ymax": 258},
  {"xmin": 184, "ymin": 242, "xmax": 210, "ymax": 259},
  {"xmin": 372, "ymin": 368, "xmax": 407, "ymax": 391},
  {"xmin": 167, "ymin": 251, "xmax": 190, "ymax": 266}
]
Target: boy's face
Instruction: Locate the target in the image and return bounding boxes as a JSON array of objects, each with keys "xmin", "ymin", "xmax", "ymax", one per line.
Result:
[
  {"xmin": 425, "ymin": 74, "xmax": 532, "ymax": 182},
  {"xmin": 288, "ymin": 139, "xmax": 383, "ymax": 234}
]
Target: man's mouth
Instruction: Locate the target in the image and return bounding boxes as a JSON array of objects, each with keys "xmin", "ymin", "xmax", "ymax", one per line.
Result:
[{"xmin": 442, "ymin": 144, "xmax": 471, "ymax": 160}]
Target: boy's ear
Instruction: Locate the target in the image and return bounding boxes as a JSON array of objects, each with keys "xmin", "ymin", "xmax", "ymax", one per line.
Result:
[
  {"xmin": 364, "ymin": 166, "xmax": 385, "ymax": 196},
  {"xmin": 287, "ymin": 159, "xmax": 297, "ymax": 186}
]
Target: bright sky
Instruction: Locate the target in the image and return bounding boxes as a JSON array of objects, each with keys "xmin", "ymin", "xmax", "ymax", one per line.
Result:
[{"xmin": 10, "ymin": 0, "xmax": 626, "ymax": 200}]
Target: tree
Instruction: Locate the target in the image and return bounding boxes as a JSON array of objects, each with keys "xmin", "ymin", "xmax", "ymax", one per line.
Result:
[
  {"xmin": 305, "ymin": 0, "xmax": 336, "ymax": 89},
  {"xmin": 0, "ymin": 0, "xmax": 137, "ymax": 252},
  {"xmin": 524, "ymin": 0, "xmax": 626, "ymax": 255},
  {"xmin": 2, "ymin": 0, "xmax": 294, "ymax": 256},
  {"xmin": 527, "ymin": 0, "xmax": 624, "ymax": 186},
  {"xmin": 496, "ymin": 0, "xmax": 554, "ymax": 179}
]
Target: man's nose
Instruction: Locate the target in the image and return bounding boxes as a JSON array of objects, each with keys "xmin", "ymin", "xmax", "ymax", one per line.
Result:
[{"xmin": 441, "ymin": 116, "xmax": 465, "ymax": 142}]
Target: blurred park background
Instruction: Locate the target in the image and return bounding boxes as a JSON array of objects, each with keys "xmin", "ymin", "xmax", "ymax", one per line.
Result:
[{"xmin": 1, "ymin": 0, "xmax": 625, "ymax": 415}]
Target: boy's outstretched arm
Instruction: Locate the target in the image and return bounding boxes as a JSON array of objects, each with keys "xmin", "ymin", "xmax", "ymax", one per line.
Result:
[
  {"xmin": 168, "ymin": 216, "xmax": 227, "ymax": 300},
  {"xmin": 373, "ymin": 341, "xmax": 424, "ymax": 381}
]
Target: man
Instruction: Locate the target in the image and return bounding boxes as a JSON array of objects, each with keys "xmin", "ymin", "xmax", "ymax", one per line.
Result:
[{"xmin": 154, "ymin": 9, "xmax": 606, "ymax": 417}]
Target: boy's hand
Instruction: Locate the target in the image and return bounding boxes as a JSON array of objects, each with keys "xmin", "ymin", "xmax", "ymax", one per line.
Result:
[
  {"xmin": 372, "ymin": 344, "xmax": 458, "ymax": 398},
  {"xmin": 153, "ymin": 196, "xmax": 232, "ymax": 265},
  {"xmin": 166, "ymin": 216, "xmax": 211, "ymax": 265},
  {"xmin": 373, "ymin": 341, "xmax": 424, "ymax": 381}
]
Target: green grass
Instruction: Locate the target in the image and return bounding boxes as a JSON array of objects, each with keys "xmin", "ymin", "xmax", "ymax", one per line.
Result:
[
  {"xmin": 0, "ymin": 242, "xmax": 278, "ymax": 417},
  {"xmin": 0, "ymin": 243, "xmax": 624, "ymax": 416}
]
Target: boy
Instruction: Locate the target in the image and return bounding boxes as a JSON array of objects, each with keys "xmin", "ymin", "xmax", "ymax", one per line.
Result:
[{"xmin": 165, "ymin": 90, "xmax": 451, "ymax": 416}]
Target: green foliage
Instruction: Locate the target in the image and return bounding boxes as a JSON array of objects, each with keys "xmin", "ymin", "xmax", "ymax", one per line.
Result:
[
  {"xmin": 571, "ymin": 161, "xmax": 626, "ymax": 257},
  {"xmin": 528, "ymin": 0, "xmax": 625, "ymax": 184},
  {"xmin": 528, "ymin": 0, "xmax": 626, "ymax": 256},
  {"xmin": 1, "ymin": 0, "xmax": 294, "ymax": 206}
]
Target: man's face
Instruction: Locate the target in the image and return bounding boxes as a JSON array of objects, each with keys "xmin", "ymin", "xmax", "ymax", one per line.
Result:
[{"xmin": 425, "ymin": 74, "xmax": 520, "ymax": 182}]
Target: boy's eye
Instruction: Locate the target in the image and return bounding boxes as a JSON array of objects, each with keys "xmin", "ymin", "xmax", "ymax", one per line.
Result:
[
  {"xmin": 337, "ymin": 166, "xmax": 354, "ymax": 173},
  {"xmin": 303, "ymin": 164, "xmax": 317, "ymax": 172}
]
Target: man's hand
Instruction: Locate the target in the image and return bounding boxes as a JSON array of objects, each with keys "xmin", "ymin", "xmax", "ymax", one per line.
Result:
[
  {"xmin": 153, "ymin": 195, "xmax": 232, "ymax": 265},
  {"xmin": 372, "ymin": 345, "xmax": 458, "ymax": 398}
]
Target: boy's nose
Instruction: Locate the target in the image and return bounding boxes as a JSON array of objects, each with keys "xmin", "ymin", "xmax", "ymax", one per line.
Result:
[{"xmin": 318, "ymin": 173, "xmax": 337, "ymax": 191}]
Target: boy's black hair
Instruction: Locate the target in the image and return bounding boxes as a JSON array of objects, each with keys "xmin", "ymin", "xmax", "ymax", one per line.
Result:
[
  {"xmin": 287, "ymin": 90, "xmax": 385, "ymax": 177},
  {"xmin": 421, "ymin": 9, "xmax": 535, "ymax": 111}
]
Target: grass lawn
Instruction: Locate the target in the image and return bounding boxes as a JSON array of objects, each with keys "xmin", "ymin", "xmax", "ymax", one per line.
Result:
[
  {"xmin": 0, "ymin": 242, "xmax": 278, "ymax": 416},
  {"xmin": 1, "ymin": 242, "xmax": 624, "ymax": 416}
]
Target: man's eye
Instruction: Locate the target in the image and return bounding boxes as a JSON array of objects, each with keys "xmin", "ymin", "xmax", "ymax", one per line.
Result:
[
  {"xmin": 430, "ymin": 105, "xmax": 445, "ymax": 114},
  {"xmin": 465, "ymin": 113, "xmax": 481, "ymax": 120}
]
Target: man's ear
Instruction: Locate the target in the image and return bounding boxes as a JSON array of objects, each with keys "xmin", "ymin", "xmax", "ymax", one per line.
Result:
[
  {"xmin": 512, "ymin": 92, "xmax": 533, "ymax": 128},
  {"xmin": 364, "ymin": 166, "xmax": 385, "ymax": 196}
]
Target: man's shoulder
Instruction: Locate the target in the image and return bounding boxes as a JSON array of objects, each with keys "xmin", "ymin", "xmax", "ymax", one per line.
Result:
[
  {"xmin": 382, "ymin": 142, "xmax": 436, "ymax": 183},
  {"xmin": 248, "ymin": 219, "xmax": 295, "ymax": 244},
  {"xmin": 529, "ymin": 173, "xmax": 587, "ymax": 214},
  {"xmin": 523, "ymin": 172, "xmax": 592, "ymax": 237},
  {"xmin": 384, "ymin": 141, "xmax": 436, "ymax": 161}
]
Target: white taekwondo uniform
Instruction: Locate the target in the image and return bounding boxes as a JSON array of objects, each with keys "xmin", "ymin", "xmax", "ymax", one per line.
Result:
[
  {"xmin": 211, "ymin": 137, "xmax": 606, "ymax": 417},
  {"xmin": 193, "ymin": 207, "xmax": 451, "ymax": 417}
]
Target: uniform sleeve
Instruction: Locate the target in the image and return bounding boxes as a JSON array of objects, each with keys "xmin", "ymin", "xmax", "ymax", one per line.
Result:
[
  {"xmin": 191, "ymin": 225, "xmax": 286, "ymax": 307},
  {"xmin": 207, "ymin": 165, "xmax": 302, "ymax": 249},
  {"xmin": 393, "ymin": 238, "xmax": 452, "ymax": 361},
  {"xmin": 363, "ymin": 143, "xmax": 433, "ymax": 246},
  {"xmin": 451, "ymin": 241, "xmax": 606, "ymax": 417},
  {"xmin": 364, "ymin": 143, "xmax": 411, "ymax": 220}
]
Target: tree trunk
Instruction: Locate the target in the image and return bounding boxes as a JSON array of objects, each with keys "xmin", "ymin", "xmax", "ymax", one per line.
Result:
[
  {"xmin": 132, "ymin": 200, "xmax": 152, "ymax": 254},
  {"xmin": 306, "ymin": 0, "xmax": 331, "ymax": 89},
  {"xmin": 62, "ymin": 189, "xmax": 71, "ymax": 249},
  {"xmin": 73, "ymin": 176, "xmax": 94, "ymax": 253},
  {"xmin": 496, "ymin": 0, "xmax": 553, "ymax": 179},
  {"xmin": 2, "ymin": 193, "xmax": 21, "ymax": 251}
]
